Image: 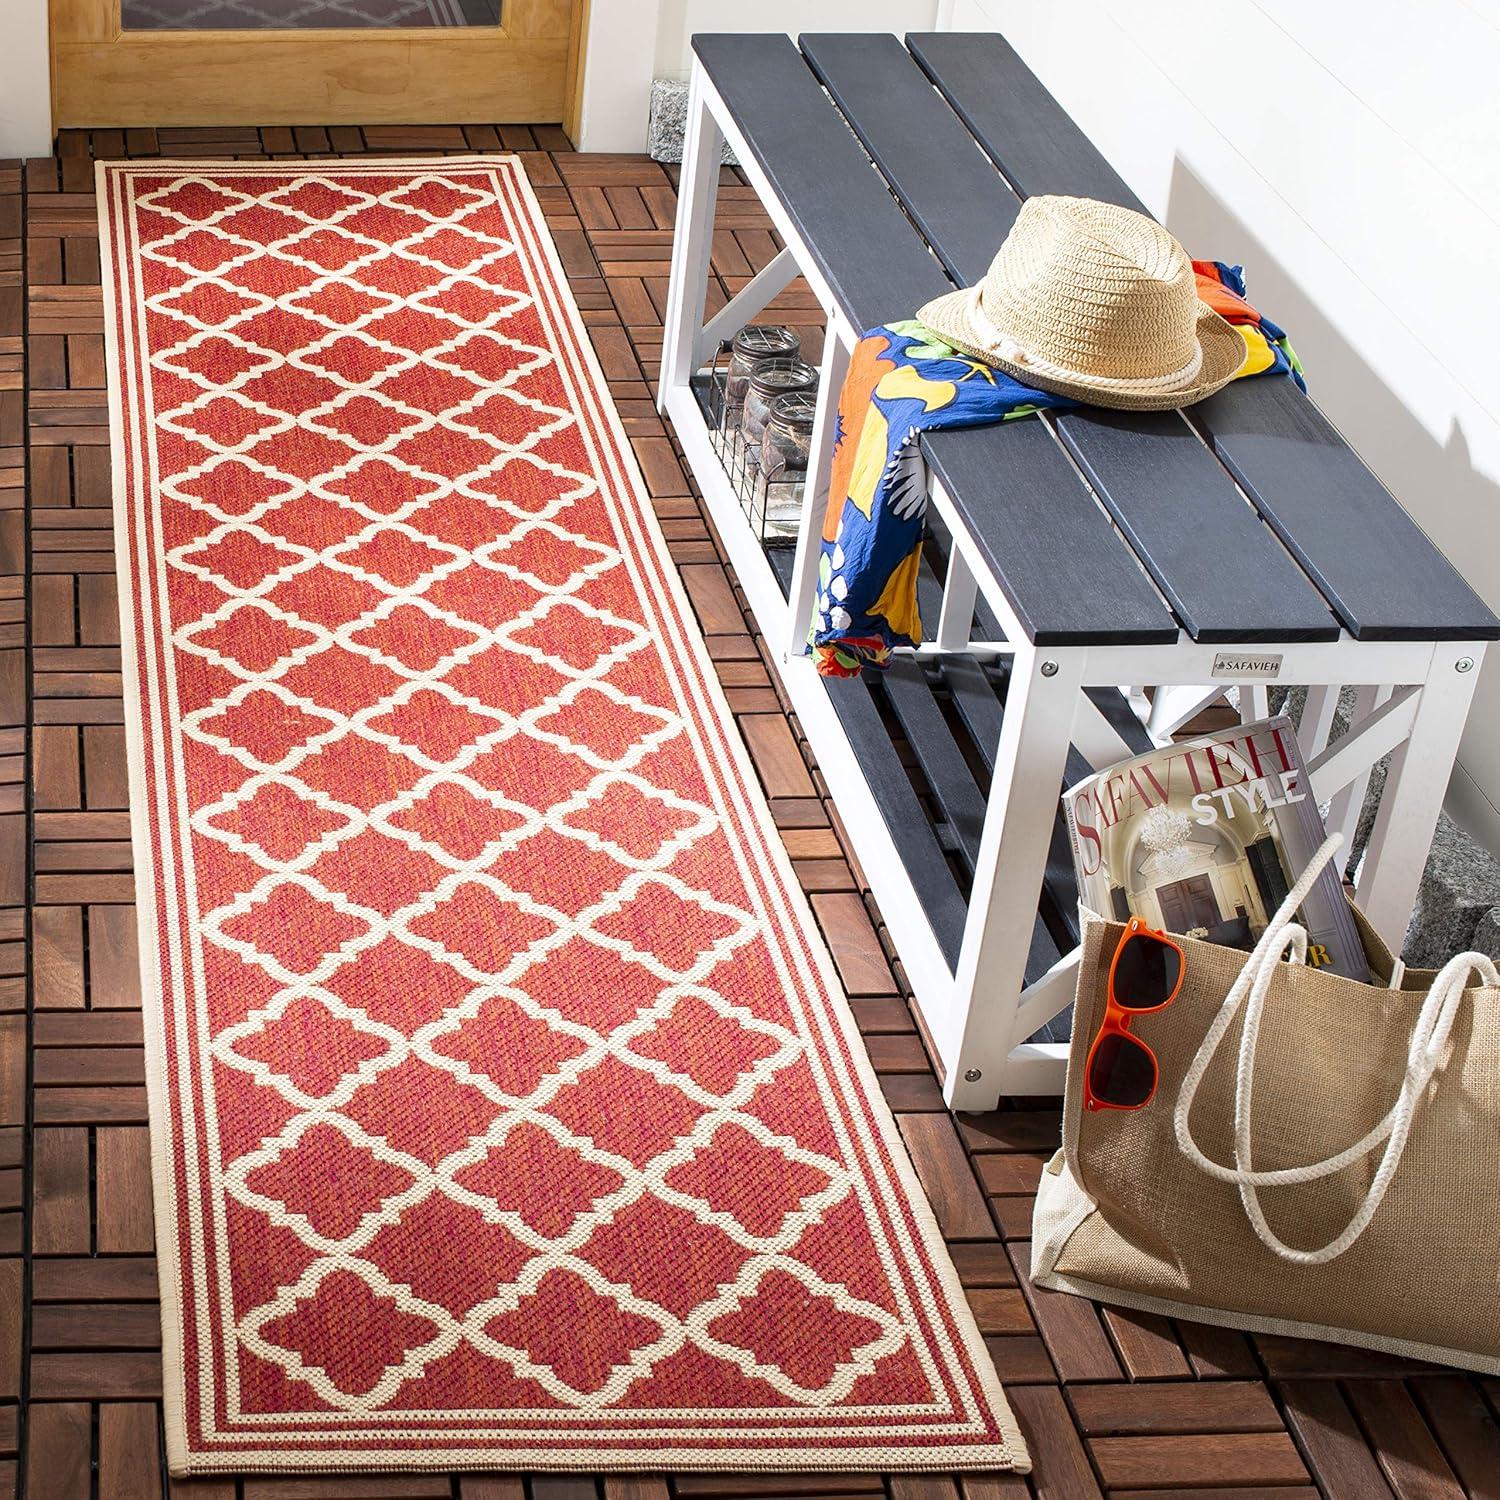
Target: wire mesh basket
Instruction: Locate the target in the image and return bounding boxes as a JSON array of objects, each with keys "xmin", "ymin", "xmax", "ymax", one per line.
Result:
[{"xmin": 704, "ymin": 340, "xmax": 815, "ymax": 546}]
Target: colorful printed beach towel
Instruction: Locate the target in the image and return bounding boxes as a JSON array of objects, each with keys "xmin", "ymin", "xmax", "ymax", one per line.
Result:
[{"xmin": 810, "ymin": 262, "xmax": 1304, "ymax": 677}]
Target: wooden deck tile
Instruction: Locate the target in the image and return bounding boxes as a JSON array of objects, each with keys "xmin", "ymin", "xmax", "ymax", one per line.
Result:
[
  {"xmin": 898, "ymin": 1112, "xmax": 999, "ymax": 1241},
  {"xmin": 807, "ymin": 892, "xmax": 897, "ymax": 997},
  {"xmin": 1107, "ymin": 1490, "xmax": 1319, "ymax": 1500},
  {"xmin": 1408, "ymin": 1377, "xmax": 1500, "ymax": 1496},
  {"xmin": 1070, "ymin": 1381, "xmax": 1282, "ymax": 1436},
  {"xmin": 1007, "ymin": 1384, "xmax": 1102, "ymax": 1497},
  {"xmin": 32, "ymin": 1257, "xmax": 160, "ymax": 1303},
  {"xmin": 1008, "ymin": 1242, "xmax": 1122, "ymax": 1384},
  {"xmin": 1099, "ymin": 1306, "xmax": 1193, "ymax": 1382},
  {"xmin": 25, "ymin": 1403, "xmax": 93, "ymax": 1500},
  {"xmin": 97, "ymin": 1127, "xmax": 154, "ymax": 1253},
  {"xmin": 31, "ymin": 1351, "xmax": 163, "ymax": 1401},
  {"xmin": 241, "ymin": 1481, "xmax": 456, "ymax": 1499},
  {"xmin": 739, "ymin": 712, "xmax": 817, "ymax": 797},
  {"xmin": 32, "ymin": 1302, "xmax": 162, "ymax": 1350},
  {"xmin": 1088, "ymin": 1432, "xmax": 1310, "ymax": 1490},
  {"xmin": 1177, "ymin": 1317, "xmax": 1260, "ymax": 1381},
  {"xmin": 33, "ymin": 1045, "xmax": 146, "ymax": 1085},
  {"xmin": 1279, "ymin": 1379, "xmax": 1400, "ymax": 1500},
  {"xmin": 1343, "ymin": 1381, "xmax": 1467, "ymax": 1499},
  {"xmin": 99, "ymin": 1405, "xmax": 166, "ymax": 1500},
  {"xmin": 32, "ymin": 1128, "xmax": 90, "ymax": 1254}
]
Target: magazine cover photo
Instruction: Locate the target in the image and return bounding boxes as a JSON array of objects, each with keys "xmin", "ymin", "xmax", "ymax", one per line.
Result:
[{"xmin": 1065, "ymin": 715, "xmax": 1368, "ymax": 981}]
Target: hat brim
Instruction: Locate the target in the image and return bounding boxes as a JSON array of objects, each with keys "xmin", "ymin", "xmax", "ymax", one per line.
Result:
[{"xmin": 914, "ymin": 289, "xmax": 1248, "ymax": 412}]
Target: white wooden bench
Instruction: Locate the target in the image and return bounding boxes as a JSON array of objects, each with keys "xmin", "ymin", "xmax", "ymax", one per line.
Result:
[{"xmin": 659, "ymin": 31, "xmax": 1500, "ymax": 1109}]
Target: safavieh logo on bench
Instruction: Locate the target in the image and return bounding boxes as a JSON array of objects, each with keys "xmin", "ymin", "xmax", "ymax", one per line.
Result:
[{"xmin": 1211, "ymin": 651, "xmax": 1284, "ymax": 679}]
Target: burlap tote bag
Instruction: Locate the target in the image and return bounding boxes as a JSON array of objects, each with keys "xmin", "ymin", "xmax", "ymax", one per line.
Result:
[{"xmin": 1032, "ymin": 836, "xmax": 1500, "ymax": 1373}]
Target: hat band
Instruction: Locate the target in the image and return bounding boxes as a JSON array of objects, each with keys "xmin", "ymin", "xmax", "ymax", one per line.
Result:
[{"xmin": 968, "ymin": 287, "xmax": 1205, "ymax": 391}]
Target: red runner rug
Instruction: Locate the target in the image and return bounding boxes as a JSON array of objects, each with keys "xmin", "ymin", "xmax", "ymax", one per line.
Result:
[{"xmin": 99, "ymin": 158, "xmax": 1026, "ymax": 1476}]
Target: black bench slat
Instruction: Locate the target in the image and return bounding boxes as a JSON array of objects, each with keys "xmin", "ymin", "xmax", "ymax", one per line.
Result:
[
  {"xmin": 1191, "ymin": 381, "xmax": 1500, "ymax": 641},
  {"xmin": 905, "ymin": 31, "xmax": 1147, "ymax": 214},
  {"xmin": 1054, "ymin": 410, "xmax": 1339, "ymax": 643},
  {"xmin": 691, "ymin": 34, "xmax": 949, "ymax": 332},
  {"xmin": 780, "ymin": 529, "xmax": 1068, "ymax": 989},
  {"xmin": 908, "ymin": 29, "xmax": 1499, "ymax": 644},
  {"xmin": 1083, "ymin": 686, "xmax": 1155, "ymax": 760},
  {"xmin": 938, "ymin": 654, "xmax": 1005, "ymax": 768},
  {"xmin": 919, "ymin": 422, "xmax": 1177, "ymax": 646},
  {"xmin": 921, "ymin": 528, "xmax": 1007, "ymax": 643},
  {"xmin": 881, "ymin": 659, "xmax": 990, "ymax": 869},
  {"xmin": 694, "ymin": 32, "xmax": 1180, "ymax": 648},
  {"xmin": 803, "ymin": 31, "xmax": 1338, "ymax": 647},
  {"xmin": 765, "ymin": 546, "xmax": 968, "ymax": 967},
  {"xmin": 915, "ymin": 551, "xmax": 947, "ymax": 632},
  {"xmin": 938, "ymin": 657, "xmax": 1082, "ymax": 966},
  {"xmin": 822, "ymin": 678, "xmax": 969, "ymax": 968},
  {"xmin": 800, "ymin": 31, "xmax": 1018, "ymax": 284}
]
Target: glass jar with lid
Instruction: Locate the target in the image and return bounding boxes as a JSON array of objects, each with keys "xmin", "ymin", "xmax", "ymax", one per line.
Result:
[
  {"xmin": 760, "ymin": 390, "xmax": 818, "ymax": 540},
  {"xmin": 761, "ymin": 390, "xmax": 817, "ymax": 481},
  {"xmin": 724, "ymin": 325, "xmax": 801, "ymax": 411},
  {"xmin": 741, "ymin": 358, "xmax": 817, "ymax": 457}
]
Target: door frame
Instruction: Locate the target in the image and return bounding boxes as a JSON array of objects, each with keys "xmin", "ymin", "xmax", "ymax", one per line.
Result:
[{"xmin": 49, "ymin": 0, "xmax": 583, "ymax": 129}]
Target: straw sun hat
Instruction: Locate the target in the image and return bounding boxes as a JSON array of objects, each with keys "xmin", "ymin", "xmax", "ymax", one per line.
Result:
[{"xmin": 917, "ymin": 195, "xmax": 1247, "ymax": 411}]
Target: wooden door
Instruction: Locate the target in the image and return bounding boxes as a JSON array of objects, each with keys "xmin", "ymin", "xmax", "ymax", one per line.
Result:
[
  {"xmin": 1156, "ymin": 875, "xmax": 1221, "ymax": 933},
  {"xmin": 49, "ymin": 0, "xmax": 582, "ymax": 128}
]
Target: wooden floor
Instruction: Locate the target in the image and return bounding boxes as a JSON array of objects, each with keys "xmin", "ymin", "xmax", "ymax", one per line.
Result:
[{"xmin": 0, "ymin": 123, "xmax": 1496, "ymax": 1499}]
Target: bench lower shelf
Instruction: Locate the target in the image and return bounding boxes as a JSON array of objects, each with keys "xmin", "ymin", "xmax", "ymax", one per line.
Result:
[{"xmin": 762, "ymin": 531, "xmax": 1079, "ymax": 1046}]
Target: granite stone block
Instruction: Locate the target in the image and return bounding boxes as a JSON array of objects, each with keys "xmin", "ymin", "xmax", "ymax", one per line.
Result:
[{"xmin": 648, "ymin": 78, "xmax": 738, "ymax": 165}]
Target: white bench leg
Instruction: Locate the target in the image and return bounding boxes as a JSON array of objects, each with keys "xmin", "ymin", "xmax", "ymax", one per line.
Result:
[
  {"xmin": 659, "ymin": 67, "xmax": 723, "ymax": 413},
  {"xmin": 784, "ymin": 328, "xmax": 851, "ymax": 660},
  {"xmin": 1324, "ymin": 683, "xmax": 1390, "ymax": 871},
  {"xmin": 942, "ymin": 648, "xmax": 1084, "ymax": 1111},
  {"xmin": 1297, "ymin": 682, "xmax": 1340, "ymax": 762},
  {"xmin": 936, "ymin": 546, "xmax": 979, "ymax": 653},
  {"xmin": 1305, "ymin": 686, "xmax": 1419, "ymax": 809},
  {"xmin": 1357, "ymin": 646, "xmax": 1485, "ymax": 949},
  {"xmin": 1239, "ymin": 682, "xmax": 1271, "ymax": 723}
]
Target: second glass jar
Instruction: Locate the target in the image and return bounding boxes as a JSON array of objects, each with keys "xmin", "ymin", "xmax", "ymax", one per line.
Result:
[
  {"xmin": 761, "ymin": 390, "xmax": 817, "ymax": 481},
  {"xmin": 724, "ymin": 325, "xmax": 801, "ymax": 411},
  {"xmin": 741, "ymin": 358, "xmax": 818, "ymax": 457}
]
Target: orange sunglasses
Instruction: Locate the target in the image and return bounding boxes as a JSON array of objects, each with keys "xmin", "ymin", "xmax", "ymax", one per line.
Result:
[{"xmin": 1083, "ymin": 915, "xmax": 1186, "ymax": 1112}]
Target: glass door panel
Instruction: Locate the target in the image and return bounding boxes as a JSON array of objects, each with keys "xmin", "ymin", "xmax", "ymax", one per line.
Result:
[{"xmin": 120, "ymin": 0, "xmax": 503, "ymax": 30}]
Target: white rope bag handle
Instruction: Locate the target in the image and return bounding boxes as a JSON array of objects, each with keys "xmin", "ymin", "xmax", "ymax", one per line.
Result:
[{"xmin": 1173, "ymin": 833, "xmax": 1499, "ymax": 1265}]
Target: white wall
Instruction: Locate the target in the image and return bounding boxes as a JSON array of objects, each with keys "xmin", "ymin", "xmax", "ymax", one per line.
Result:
[
  {"xmin": 0, "ymin": 0, "xmax": 52, "ymax": 158},
  {"xmin": 944, "ymin": 0, "xmax": 1500, "ymax": 853}
]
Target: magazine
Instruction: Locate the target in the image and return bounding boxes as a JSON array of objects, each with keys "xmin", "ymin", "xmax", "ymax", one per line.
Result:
[{"xmin": 1062, "ymin": 714, "xmax": 1370, "ymax": 982}]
